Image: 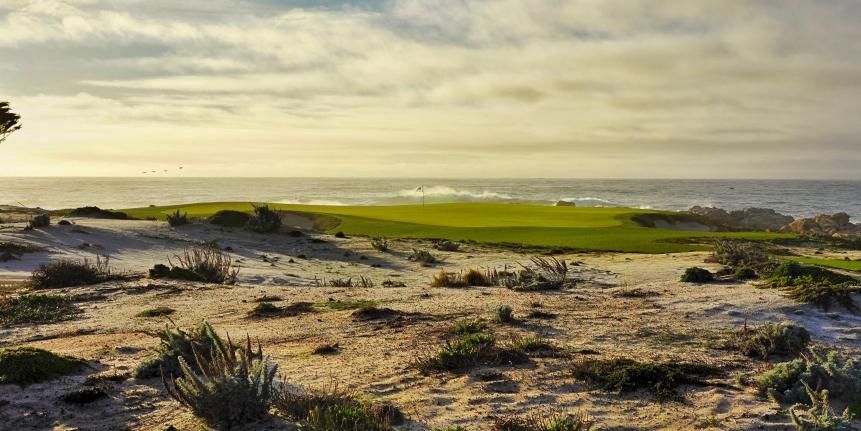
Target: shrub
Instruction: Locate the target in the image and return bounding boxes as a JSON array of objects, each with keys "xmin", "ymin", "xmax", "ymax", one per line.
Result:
[
  {"xmin": 462, "ymin": 269, "xmax": 492, "ymax": 286},
  {"xmin": 711, "ymin": 239, "xmax": 769, "ymax": 267},
  {"xmin": 450, "ymin": 320, "xmax": 486, "ymax": 335},
  {"xmin": 409, "ymin": 249, "xmax": 438, "ymax": 266},
  {"xmin": 312, "ymin": 343, "xmax": 339, "ymax": 355},
  {"xmin": 163, "ymin": 332, "xmax": 277, "ymax": 430},
  {"xmin": 573, "ymin": 358, "xmax": 721, "ymax": 401},
  {"xmin": 208, "ymin": 210, "xmax": 251, "ymax": 227},
  {"xmin": 246, "ymin": 205, "xmax": 281, "ymax": 233},
  {"xmin": 756, "ymin": 348, "xmax": 861, "ymax": 406},
  {"xmin": 0, "ymin": 347, "xmax": 86, "ymax": 385},
  {"xmin": 247, "ymin": 302, "xmax": 283, "ymax": 318},
  {"xmin": 493, "ymin": 305, "xmax": 515, "ymax": 323},
  {"xmin": 530, "ymin": 256, "xmax": 569, "ymax": 287},
  {"xmin": 491, "ymin": 412, "xmax": 593, "ymax": 431},
  {"xmin": 68, "ymin": 206, "xmax": 130, "ymax": 220},
  {"xmin": 680, "ymin": 267, "xmax": 714, "ymax": 283},
  {"xmin": 512, "ymin": 336, "xmax": 557, "ymax": 355},
  {"xmin": 415, "ymin": 333, "xmax": 530, "ymax": 374},
  {"xmin": 381, "ymin": 279, "xmax": 406, "ymax": 287},
  {"xmin": 329, "ymin": 278, "xmax": 354, "ymax": 287},
  {"xmin": 0, "ymin": 294, "xmax": 78, "ymax": 325},
  {"xmin": 27, "ymin": 213, "xmax": 50, "ymax": 229},
  {"xmin": 334, "ymin": 231, "xmax": 346, "ymax": 238},
  {"xmin": 733, "ymin": 266, "xmax": 758, "ymax": 280},
  {"xmin": 60, "ymin": 387, "xmax": 108, "ymax": 405},
  {"xmin": 0, "ymin": 241, "xmax": 42, "ymax": 262},
  {"xmin": 166, "ymin": 210, "xmax": 189, "ymax": 227},
  {"xmin": 371, "ymin": 237, "xmax": 389, "ymax": 252},
  {"xmin": 136, "ymin": 306, "xmax": 175, "ymax": 318},
  {"xmin": 134, "ymin": 320, "xmax": 225, "ymax": 379},
  {"xmin": 430, "ymin": 271, "xmax": 468, "ymax": 288},
  {"xmin": 274, "ymin": 384, "xmax": 402, "ymax": 429},
  {"xmin": 30, "ymin": 256, "xmax": 115, "ymax": 289},
  {"xmin": 164, "ymin": 246, "xmax": 239, "ymax": 284},
  {"xmin": 763, "ymin": 262, "xmax": 860, "ymax": 311},
  {"xmin": 727, "ymin": 322, "xmax": 810, "ymax": 359},
  {"xmin": 434, "ymin": 240, "xmax": 460, "ymax": 252},
  {"xmin": 789, "ymin": 384, "xmax": 856, "ymax": 431}
]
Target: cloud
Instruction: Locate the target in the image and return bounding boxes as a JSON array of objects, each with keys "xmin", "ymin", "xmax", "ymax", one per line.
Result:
[{"xmin": 0, "ymin": 0, "xmax": 859, "ymax": 178}]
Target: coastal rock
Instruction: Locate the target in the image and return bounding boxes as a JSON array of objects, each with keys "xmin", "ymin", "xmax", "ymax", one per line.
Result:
[
  {"xmin": 554, "ymin": 200, "xmax": 577, "ymax": 207},
  {"xmin": 688, "ymin": 206, "xmax": 794, "ymax": 231},
  {"xmin": 779, "ymin": 212, "xmax": 860, "ymax": 237}
]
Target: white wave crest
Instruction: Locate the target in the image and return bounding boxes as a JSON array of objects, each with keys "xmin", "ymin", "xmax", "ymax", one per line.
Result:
[
  {"xmin": 397, "ymin": 185, "xmax": 513, "ymax": 201},
  {"xmin": 276, "ymin": 199, "xmax": 349, "ymax": 206},
  {"xmin": 557, "ymin": 196, "xmax": 617, "ymax": 207}
]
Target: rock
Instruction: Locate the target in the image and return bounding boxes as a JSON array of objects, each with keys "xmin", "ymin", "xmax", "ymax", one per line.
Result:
[
  {"xmin": 688, "ymin": 206, "xmax": 794, "ymax": 231},
  {"xmin": 554, "ymin": 200, "xmax": 577, "ymax": 207},
  {"xmin": 779, "ymin": 212, "xmax": 860, "ymax": 237}
]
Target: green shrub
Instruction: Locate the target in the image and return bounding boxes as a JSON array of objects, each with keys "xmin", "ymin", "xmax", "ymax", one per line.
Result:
[
  {"xmin": 409, "ymin": 249, "xmax": 438, "ymax": 266},
  {"xmin": 166, "ymin": 209, "xmax": 189, "ymax": 227},
  {"xmin": 493, "ymin": 304, "xmax": 515, "ymax": 323},
  {"xmin": 246, "ymin": 205, "xmax": 281, "ymax": 233},
  {"xmin": 416, "ymin": 334, "xmax": 528, "ymax": 373},
  {"xmin": 727, "ymin": 322, "xmax": 810, "ymax": 359},
  {"xmin": 0, "ymin": 347, "xmax": 86, "ymax": 385},
  {"xmin": 680, "ymin": 267, "xmax": 714, "ymax": 283},
  {"xmin": 27, "ymin": 213, "xmax": 50, "ymax": 229},
  {"xmin": 733, "ymin": 266, "xmax": 758, "ymax": 280},
  {"xmin": 275, "ymin": 385, "xmax": 402, "ymax": 430},
  {"xmin": 30, "ymin": 256, "xmax": 115, "ymax": 289},
  {"xmin": 208, "ymin": 210, "xmax": 251, "ymax": 227},
  {"xmin": 756, "ymin": 348, "xmax": 861, "ymax": 406},
  {"xmin": 134, "ymin": 320, "xmax": 225, "ymax": 379},
  {"xmin": 491, "ymin": 412, "xmax": 593, "ymax": 431},
  {"xmin": 68, "ymin": 206, "xmax": 130, "ymax": 220},
  {"xmin": 711, "ymin": 239, "xmax": 769, "ymax": 267},
  {"xmin": 370, "ymin": 237, "xmax": 389, "ymax": 252},
  {"xmin": 573, "ymin": 358, "xmax": 721, "ymax": 401},
  {"xmin": 763, "ymin": 262, "xmax": 860, "ymax": 311},
  {"xmin": 163, "ymin": 332, "xmax": 277, "ymax": 430},
  {"xmin": 164, "ymin": 246, "xmax": 239, "ymax": 284},
  {"xmin": 0, "ymin": 294, "xmax": 78, "ymax": 325},
  {"xmin": 247, "ymin": 302, "xmax": 282, "ymax": 318},
  {"xmin": 789, "ymin": 384, "xmax": 856, "ymax": 431},
  {"xmin": 136, "ymin": 306, "xmax": 175, "ymax": 318},
  {"xmin": 512, "ymin": 336, "xmax": 557, "ymax": 355},
  {"xmin": 450, "ymin": 320, "xmax": 486, "ymax": 335}
]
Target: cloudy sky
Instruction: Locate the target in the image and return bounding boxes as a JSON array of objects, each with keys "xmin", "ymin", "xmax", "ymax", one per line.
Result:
[{"xmin": 1, "ymin": 0, "xmax": 860, "ymax": 178}]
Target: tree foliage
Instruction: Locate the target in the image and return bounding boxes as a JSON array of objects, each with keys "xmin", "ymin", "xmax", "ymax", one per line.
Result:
[{"xmin": 0, "ymin": 102, "xmax": 22, "ymax": 144}]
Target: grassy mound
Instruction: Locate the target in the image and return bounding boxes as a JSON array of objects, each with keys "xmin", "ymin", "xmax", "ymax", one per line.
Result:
[
  {"xmin": 572, "ymin": 358, "xmax": 721, "ymax": 401},
  {"xmin": 0, "ymin": 347, "xmax": 86, "ymax": 385},
  {"xmin": 0, "ymin": 294, "xmax": 78, "ymax": 325},
  {"xmin": 209, "ymin": 209, "xmax": 251, "ymax": 227},
  {"xmin": 121, "ymin": 202, "xmax": 792, "ymax": 254},
  {"xmin": 68, "ymin": 206, "xmax": 131, "ymax": 220}
]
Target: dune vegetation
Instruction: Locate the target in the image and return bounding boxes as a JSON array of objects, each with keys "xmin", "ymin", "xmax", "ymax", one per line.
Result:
[{"xmin": 121, "ymin": 202, "xmax": 791, "ymax": 253}]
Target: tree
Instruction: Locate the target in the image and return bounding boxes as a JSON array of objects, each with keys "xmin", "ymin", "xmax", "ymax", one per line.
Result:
[{"xmin": 0, "ymin": 101, "xmax": 22, "ymax": 144}]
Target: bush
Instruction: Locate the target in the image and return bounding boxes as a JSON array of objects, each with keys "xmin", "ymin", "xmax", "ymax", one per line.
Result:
[
  {"xmin": 163, "ymin": 246, "xmax": 239, "ymax": 284},
  {"xmin": 763, "ymin": 262, "xmax": 860, "ymax": 311},
  {"xmin": 166, "ymin": 210, "xmax": 189, "ymax": 227},
  {"xmin": 573, "ymin": 358, "xmax": 721, "ymax": 401},
  {"xmin": 430, "ymin": 270, "xmax": 468, "ymax": 288},
  {"xmin": 163, "ymin": 331, "xmax": 277, "ymax": 430},
  {"xmin": 530, "ymin": 256, "xmax": 569, "ymax": 287},
  {"xmin": 136, "ymin": 306, "xmax": 175, "ymax": 318},
  {"xmin": 733, "ymin": 266, "xmax": 758, "ymax": 280},
  {"xmin": 134, "ymin": 320, "xmax": 225, "ymax": 379},
  {"xmin": 27, "ymin": 213, "xmax": 50, "ymax": 229},
  {"xmin": 711, "ymin": 239, "xmax": 769, "ymax": 267},
  {"xmin": 247, "ymin": 302, "xmax": 282, "ymax": 318},
  {"xmin": 434, "ymin": 240, "xmax": 460, "ymax": 252},
  {"xmin": 30, "ymin": 256, "xmax": 115, "ymax": 289},
  {"xmin": 60, "ymin": 387, "xmax": 108, "ymax": 405},
  {"xmin": 727, "ymin": 322, "xmax": 810, "ymax": 359},
  {"xmin": 246, "ymin": 205, "xmax": 281, "ymax": 233},
  {"xmin": 756, "ymin": 348, "xmax": 861, "ymax": 406},
  {"xmin": 680, "ymin": 267, "xmax": 714, "ymax": 283},
  {"xmin": 462, "ymin": 269, "xmax": 492, "ymax": 286},
  {"xmin": 274, "ymin": 384, "xmax": 402, "ymax": 430},
  {"xmin": 450, "ymin": 320, "xmax": 486, "ymax": 335},
  {"xmin": 0, "ymin": 347, "xmax": 86, "ymax": 385},
  {"xmin": 209, "ymin": 210, "xmax": 251, "ymax": 227},
  {"xmin": 491, "ymin": 412, "xmax": 593, "ymax": 431},
  {"xmin": 493, "ymin": 304, "xmax": 515, "ymax": 323},
  {"xmin": 370, "ymin": 237, "xmax": 389, "ymax": 252},
  {"xmin": 409, "ymin": 249, "xmax": 438, "ymax": 266},
  {"xmin": 0, "ymin": 294, "xmax": 78, "ymax": 325},
  {"xmin": 416, "ymin": 333, "xmax": 528, "ymax": 373},
  {"xmin": 789, "ymin": 385, "xmax": 856, "ymax": 431},
  {"xmin": 68, "ymin": 206, "xmax": 130, "ymax": 220}
]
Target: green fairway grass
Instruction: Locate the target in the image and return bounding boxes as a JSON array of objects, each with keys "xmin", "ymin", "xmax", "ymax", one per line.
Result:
[
  {"xmin": 121, "ymin": 202, "xmax": 793, "ymax": 253},
  {"xmin": 776, "ymin": 256, "xmax": 861, "ymax": 272}
]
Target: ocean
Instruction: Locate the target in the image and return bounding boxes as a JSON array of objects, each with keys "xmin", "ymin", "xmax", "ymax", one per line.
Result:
[{"xmin": 1, "ymin": 178, "xmax": 859, "ymax": 221}]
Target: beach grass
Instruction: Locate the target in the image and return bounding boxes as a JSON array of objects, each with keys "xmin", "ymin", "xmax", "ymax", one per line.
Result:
[
  {"xmin": 776, "ymin": 256, "xmax": 861, "ymax": 272},
  {"xmin": 121, "ymin": 202, "xmax": 792, "ymax": 253}
]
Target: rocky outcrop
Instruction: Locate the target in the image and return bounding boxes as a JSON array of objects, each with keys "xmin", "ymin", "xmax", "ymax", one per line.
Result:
[
  {"xmin": 688, "ymin": 206, "xmax": 794, "ymax": 231},
  {"xmin": 554, "ymin": 200, "xmax": 577, "ymax": 207},
  {"xmin": 780, "ymin": 212, "xmax": 861, "ymax": 238}
]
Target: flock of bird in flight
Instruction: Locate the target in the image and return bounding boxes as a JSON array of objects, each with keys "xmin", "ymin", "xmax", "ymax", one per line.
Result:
[{"xmin": 141, "ymin": 166, "xmax": 183, "ymax": 174}]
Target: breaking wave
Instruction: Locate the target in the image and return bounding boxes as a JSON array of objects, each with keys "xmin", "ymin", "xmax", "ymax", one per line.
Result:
[{"xmin": 396, "ymin": 185, "xmax": 514, "ymax": 202}]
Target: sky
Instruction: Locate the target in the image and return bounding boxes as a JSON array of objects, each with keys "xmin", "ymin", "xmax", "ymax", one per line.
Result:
[{"xmin": 1, "ymin": 0, "xmax": 860, "ymax": 178}]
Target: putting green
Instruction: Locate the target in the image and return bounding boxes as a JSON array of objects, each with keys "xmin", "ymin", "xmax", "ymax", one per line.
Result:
[{"xmin": 121, "ymin": 202, "xmax": 793, "ymax": 253}]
